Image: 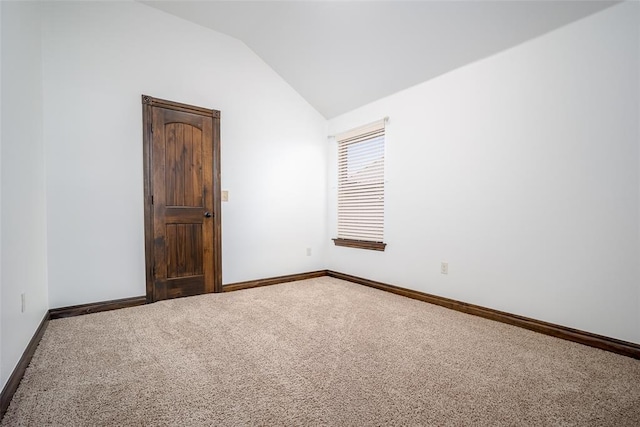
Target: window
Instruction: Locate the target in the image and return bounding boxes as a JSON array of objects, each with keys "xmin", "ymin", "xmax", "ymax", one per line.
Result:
[{"xmin": 333, "ymin": 119, "xmax": 386, "ymax": 251}]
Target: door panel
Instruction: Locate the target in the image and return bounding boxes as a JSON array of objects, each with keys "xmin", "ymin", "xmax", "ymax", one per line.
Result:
[
  {"xmin": 165, "ymin": 122, "xmax": 204, "ymax": 207},
  {"xmin": 143, "ymin": 95, "xmax": 221, "ymax": 302},
  {"xmin": 166, "ymin": 224, "xmax": 203, "ymax": 278}
]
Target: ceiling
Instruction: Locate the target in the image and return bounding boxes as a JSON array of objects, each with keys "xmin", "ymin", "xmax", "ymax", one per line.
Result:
[{"xmin": 142, "ymin": 1, "xmax": 616, "ymax": 119}]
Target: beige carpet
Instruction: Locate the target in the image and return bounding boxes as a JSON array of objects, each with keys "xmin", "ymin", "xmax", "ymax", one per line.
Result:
[{"xmin": 2, "ymin": 277, "xmax": 640, "ymax": 426}]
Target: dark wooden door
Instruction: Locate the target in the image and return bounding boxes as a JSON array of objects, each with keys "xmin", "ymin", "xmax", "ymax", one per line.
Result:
[{"xmin": 142, "ymin": 95, "xmax": 221, "ymax": 302}]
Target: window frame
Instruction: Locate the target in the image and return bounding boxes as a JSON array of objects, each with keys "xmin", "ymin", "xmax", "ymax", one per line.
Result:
[{"xmin": 332, "ymin": 119, "xmax": 387, "ymax": 252}]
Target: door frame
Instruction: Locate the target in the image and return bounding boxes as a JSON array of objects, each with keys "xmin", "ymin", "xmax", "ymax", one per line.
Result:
[{"xmin": 142, "ymin": 95, "xmax": 222, "ymax": 302}]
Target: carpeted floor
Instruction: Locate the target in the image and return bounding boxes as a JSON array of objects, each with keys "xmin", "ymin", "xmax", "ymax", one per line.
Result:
[{"xmin": 2, "ymin": 277, "xmax": 640, "ymax": 426}]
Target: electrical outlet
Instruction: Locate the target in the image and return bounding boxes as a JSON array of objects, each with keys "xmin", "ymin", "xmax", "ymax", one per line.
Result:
[
  {"xmin": 306, "ymin": 247, "xmax": 312, "ymax": 256},
  {"xmin": 21, "ymin": 293, "xmax": 26, "ymax": 313},
  {"xmin": 441, "ymin": 262, "xmax": 448, "ymax": 275}
]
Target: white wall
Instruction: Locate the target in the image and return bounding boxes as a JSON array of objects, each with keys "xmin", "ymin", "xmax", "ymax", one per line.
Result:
[
  {"xmin": 327, "ymin": 2, "xmax": 640, "ymax": 344},
  {"xmin": 1, "ymin": 1, "xmax": 50, "ymax": 389},
  {"xmin": 41, "ymin": 1, "xmax": 327, "ymax": 308}
]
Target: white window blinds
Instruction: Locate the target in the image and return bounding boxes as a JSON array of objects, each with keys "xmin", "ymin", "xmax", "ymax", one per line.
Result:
[{"xmin": 336, "ymin": 119, "xmax": 385, "ymax": 244}]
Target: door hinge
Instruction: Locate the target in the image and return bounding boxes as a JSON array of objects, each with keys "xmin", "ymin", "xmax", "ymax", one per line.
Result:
[
  {"xmin": 151, "ymin": 195, "xmax": 154, "ymax": 205},
  {"xmin": 150, "ymin": 123, "xmax": 153, "ymax": 134},
  {"xmin": 152, "ymin": 264, "xmax": 156, "ymax": 276}
]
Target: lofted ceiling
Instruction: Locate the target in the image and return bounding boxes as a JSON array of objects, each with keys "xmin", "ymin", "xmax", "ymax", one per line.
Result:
[{"xmin": 142, "ymin": 1, "xmax": 617, "ymax": 118}]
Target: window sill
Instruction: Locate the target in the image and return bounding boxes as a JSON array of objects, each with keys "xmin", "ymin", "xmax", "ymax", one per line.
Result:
[{"xmin": 332, "ymin": 238, "xmax": 386, "ymax": 251}]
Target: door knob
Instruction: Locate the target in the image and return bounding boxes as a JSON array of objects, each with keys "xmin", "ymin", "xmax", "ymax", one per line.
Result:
[{"xmin": 204, "ymin": 211, "xmax": 212, "ymax": 218}]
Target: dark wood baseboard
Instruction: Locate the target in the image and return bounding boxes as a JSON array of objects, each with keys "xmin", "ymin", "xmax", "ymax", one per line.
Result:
[
  {"xmin": 223, "ymin": 269, "xmax": 640, "ymax": 359},
  {"xmin": 1, "ymin": 296, "xmax": 146, "ymax": 421},
  {"xmin": 327, "ymin": 270, "xmax": 640, "ymax": 359},
  {"xmin": 0, "ymin": 312, "xmax": 50, "ymax": 419},
  {"xmin": 223, "ymin": 270, "xmax": 328, "ymax": 293},
  {"xmin": 49, "ymin": 296, "xmax": 147, "ymax": 320},
  {"xmin": 2, "ymin": 268, "xmax": 637, "ymax": 423}
]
